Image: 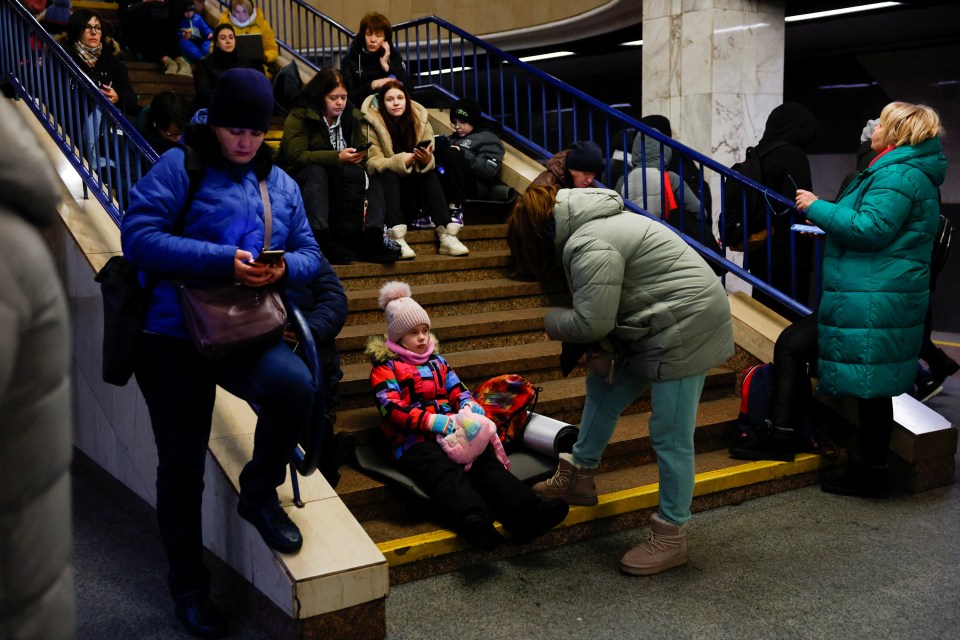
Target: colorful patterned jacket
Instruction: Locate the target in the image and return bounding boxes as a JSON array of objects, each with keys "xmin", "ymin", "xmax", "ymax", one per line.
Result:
[{"xmin": 366, "ymin": 335, "xmax": 475, "ymax": 459}]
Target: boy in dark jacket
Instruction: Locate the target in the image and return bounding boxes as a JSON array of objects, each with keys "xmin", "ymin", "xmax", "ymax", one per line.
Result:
[{"xmin": 436, "ymin": 97, "xmax": 506, "ymax": 224}]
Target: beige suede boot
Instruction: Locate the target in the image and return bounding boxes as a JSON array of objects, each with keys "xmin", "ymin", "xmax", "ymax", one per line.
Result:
[
  {"xmin": 620, "ymin": 512, "xmax": 689, "ymax": 576},
  {"xmin": 532, "ymin": 453, "xmax": 598, "ymax": 506}
]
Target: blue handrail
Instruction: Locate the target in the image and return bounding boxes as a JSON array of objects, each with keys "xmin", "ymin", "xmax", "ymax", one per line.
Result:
[
  {"xmin": 0, "ymin": 0, "xmax": 157, "ymax": 227},
  {"xmin": 384, "ymin": 15, "xmax": 811, "ymax": 316}
]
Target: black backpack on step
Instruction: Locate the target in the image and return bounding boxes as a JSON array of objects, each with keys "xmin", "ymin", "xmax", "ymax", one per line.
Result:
[{"xmin": 729, "ymin": 363, "xmax": 837, "ymax": 462}]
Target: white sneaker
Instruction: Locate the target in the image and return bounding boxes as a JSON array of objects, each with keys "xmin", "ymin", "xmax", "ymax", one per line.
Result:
[
  {"xmin": 388, "ymin": 224, "xmax": 416, "ymax": 259},
  {"xmin": 437, "ymin": 223, "xmax": 469, "ymax": 256}
]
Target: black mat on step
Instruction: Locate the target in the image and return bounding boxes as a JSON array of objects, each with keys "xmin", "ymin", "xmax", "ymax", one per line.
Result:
[{"xmin": 353, "ymin": 442, "xmax": 557, "ymax": 501}]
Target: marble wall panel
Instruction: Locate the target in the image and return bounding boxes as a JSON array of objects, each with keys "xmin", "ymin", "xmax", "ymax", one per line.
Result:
[
  {"xmin": 641, "ymin": 15, "xmax": 673, "ymax": 101},
  {"xmin": 644, "ymin": 0, "xmax": 785, "ymax": 182},
  {"xmin": 679, "ymin": 9, "xmax": 715, "ymax": 97}
]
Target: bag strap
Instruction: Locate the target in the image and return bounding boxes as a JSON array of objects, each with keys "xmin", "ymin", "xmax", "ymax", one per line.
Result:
[{"xmin": 259, "ymin": 179, "xmax": 272, "ymax": 252}]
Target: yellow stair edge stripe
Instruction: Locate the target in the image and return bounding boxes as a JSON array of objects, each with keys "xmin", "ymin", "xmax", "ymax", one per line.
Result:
[{"xmin": 376, "ymin": 452, "xmax": 842, "ymax": 567}]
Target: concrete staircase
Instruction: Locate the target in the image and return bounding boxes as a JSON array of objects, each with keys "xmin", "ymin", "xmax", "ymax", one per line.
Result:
[{"xmin": 325, "ymin": 222, "xmax": 842, "ymax": 585}]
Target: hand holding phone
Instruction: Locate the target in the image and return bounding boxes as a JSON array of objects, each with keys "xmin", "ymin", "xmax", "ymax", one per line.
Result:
[
  {"xmin": 354, "ymin": 142, "xmax": 372, "ymax": 152},
  {"xmin": 416, "ymin": 140, "xmax": 431, "ymax": 149},
  {"xmin": 254, "ymin": 249, "xmax": 285, "ymax": 265}
]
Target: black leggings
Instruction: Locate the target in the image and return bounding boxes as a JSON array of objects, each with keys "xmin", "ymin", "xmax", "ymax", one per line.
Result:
[
  {"xmin": 772, "ymin": 312, "xmax": 893, "ymax": 465},
  {"xmin": 771, "ymin": 313, "xmax": 818, "ymax": 430},
  {"xmin": 378, "ymin": 170, "xmax": 450, "ymax": 227}
]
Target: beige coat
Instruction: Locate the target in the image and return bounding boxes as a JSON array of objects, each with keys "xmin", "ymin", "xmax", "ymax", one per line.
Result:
[
  {"xmin": 0, "ymin": 98, "xmax": 75, "ymax": 639},
  {"xmin": 359, "ymin": 93, "xmax": 436, "ymax": 175}
]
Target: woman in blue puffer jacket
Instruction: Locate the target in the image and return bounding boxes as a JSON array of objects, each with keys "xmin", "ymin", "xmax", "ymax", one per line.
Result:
[
  {"xmin": 795, "ymin": 101, "xmax": 946, "ymax": 498},
  {"xmin": 121, "ymin": 69, "xmax": 320, "ymax": 638}
]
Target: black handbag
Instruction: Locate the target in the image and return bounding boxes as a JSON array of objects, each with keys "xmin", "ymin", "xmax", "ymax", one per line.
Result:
[
  {"xmin": 94, "ymin": 255, "xmax": 150, "ymax": 386},
  {"xmin": 178, "ymin": 180, "xmax": 287, "ymax": 359},
  {"xmin": 95, "ymin": 145, "xmax": 205, "ymax": 384}
]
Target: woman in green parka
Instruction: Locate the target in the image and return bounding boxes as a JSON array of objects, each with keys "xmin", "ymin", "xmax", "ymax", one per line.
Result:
[
  {"xmin": 507, "ymin": 185, "xmax": 733, "ymax": 576},
  {"xmin": 795, "ymin": 101, "xmax": 946, "ymax": 497}
]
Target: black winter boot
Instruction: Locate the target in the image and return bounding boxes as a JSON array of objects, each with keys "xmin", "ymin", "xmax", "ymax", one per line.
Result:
[
  {"xmin": 508, "ymin": 498, "xmax": 569, "ymax": 544},
  {"xmin": 326, "ymin": 233, "xmax": 357, "ymax": 265},
  {"xmin": 460, "ymin": 512, "xmax": 504, "ymax": 551},
  {"xmin": 356, "ymin": 227, "xmax": 401, "ymax": 263}
]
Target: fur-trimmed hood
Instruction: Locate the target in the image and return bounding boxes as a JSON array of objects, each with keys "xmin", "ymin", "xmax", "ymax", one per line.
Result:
[{"xmin": 365, "ymin": 333, "xmax": 441, "ymax": 363}]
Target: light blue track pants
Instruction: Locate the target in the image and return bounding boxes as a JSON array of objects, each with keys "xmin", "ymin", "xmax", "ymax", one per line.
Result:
[{"xmin": 571, "ymin": 369, "xmax": 707, "ymax": 525}]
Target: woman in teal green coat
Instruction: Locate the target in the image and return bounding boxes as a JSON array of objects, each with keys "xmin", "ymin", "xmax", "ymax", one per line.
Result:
[{"xmin": 795, "ymin": 101, "xmax": 946, "ymax": 497}]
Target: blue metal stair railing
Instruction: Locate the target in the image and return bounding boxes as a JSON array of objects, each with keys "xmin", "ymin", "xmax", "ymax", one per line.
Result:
[
  {"xmin": 0, "ymin": 0, "xmax": 157, "ymax": 227},
  {"xmin": 386, "ymin": 15, "xmax": 812, "ymax": 316}
]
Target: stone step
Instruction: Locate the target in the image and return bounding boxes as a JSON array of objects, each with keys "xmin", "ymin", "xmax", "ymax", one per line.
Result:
[
  {"xmin": 336, "ymin": 306, "xmax": 551, "ymax": 364},
  {"xmin": 333, "ymin": 249, "xmax": 513, "ymax": 290},
  {"xmin": 342, "ymin": 277, "xmax": 551, "ymax": 326},
  {"xmin": 393, "ymin": 223, "xmax": 508, "ymax": 254},
  {"xmin": 334, "ymin": 367, "xmax": 737, "ymax": 437}
]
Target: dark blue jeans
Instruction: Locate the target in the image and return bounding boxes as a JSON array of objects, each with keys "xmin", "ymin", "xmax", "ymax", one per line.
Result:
[{"xmin": 134, "ymin": 333, "xmax": 316, "ymax": 597}]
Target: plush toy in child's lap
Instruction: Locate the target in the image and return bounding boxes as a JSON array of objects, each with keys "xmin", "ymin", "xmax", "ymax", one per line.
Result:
[{"xmin": 438, "ymin": 408, "xmax": 509, "ymax": 471}]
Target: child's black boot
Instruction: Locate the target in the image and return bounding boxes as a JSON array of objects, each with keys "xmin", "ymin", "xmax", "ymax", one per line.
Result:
[
  {"xmin": 460, "ymin": 511, "xmax": 504, "ymax": 551},
  {"xmin": 509, "ymin": 498, "xmax": 569, "ymax": 545}
]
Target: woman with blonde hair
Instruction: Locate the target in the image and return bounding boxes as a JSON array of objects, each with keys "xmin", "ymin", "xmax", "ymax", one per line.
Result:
[
  {"xmin": 795, "ymin": 101, "xmax": 946, "ymax": 498},
  {"xmin": 218, "ymin": 0, "xmax": 279, "ymax": 74},
  {"xmin": 507, "ymin": 185, "xmax": 733, "ymax": 576}
]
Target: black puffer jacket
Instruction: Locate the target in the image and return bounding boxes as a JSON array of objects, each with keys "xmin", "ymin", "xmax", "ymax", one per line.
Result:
[
  {"xmin": 62, "ymin": 35, "xmax": 138, "ymax": 115},
  {"xmin": 340, "ymin": 34, "xmax": 411, "ymax": 106}
]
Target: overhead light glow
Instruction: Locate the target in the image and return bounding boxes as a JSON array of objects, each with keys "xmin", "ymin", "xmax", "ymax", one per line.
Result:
[
  {"xmin": 715, "ymin": 23, "xmax": 770, "ymax": 34},
  {"xmin": 518, "ymin": 51, "xmax": 575, "ymax": 62},
  {"xmin": 417, "ymin": 66, "xmax": 472, "ymax": 77},
  {"xmin": 817, "ymin": 81, "xmax": 878, "ymax": 89},
  {"xmin": 786, "ymin": 2, "xmax": 901, "ymax": 23},
  {"xmin": 621, "ymin": 40, "xmax": 643, "ymax": 46}
]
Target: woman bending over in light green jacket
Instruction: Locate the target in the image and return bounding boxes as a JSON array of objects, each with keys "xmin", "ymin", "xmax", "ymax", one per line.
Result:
[{"xmin": 507, "ymin": 185, "xmax": 733, "ymax": 576}]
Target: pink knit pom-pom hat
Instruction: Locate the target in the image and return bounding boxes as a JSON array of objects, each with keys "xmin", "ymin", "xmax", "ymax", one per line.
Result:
[{"xmin": 378, "ymin": 281, "xmax": 431, "ymax": 343}]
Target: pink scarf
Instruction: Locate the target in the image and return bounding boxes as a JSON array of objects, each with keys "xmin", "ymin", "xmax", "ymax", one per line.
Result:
[{"xmin": 387, "ymin": 339, "xmax": 435, "ymax": 365}]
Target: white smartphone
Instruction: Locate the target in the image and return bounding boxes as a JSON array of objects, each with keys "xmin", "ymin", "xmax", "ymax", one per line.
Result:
[{"xmin": 790, "ymin": 223, "xmax": 825, "ymax": 235}]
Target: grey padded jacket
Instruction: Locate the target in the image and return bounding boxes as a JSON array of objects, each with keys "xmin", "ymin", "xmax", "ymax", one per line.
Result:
[
  {"xmin": 544, "ymin": 188, "xmax": 733, "ymax": 381},
  {"xmin": 0, "ymin": 98, "xmax": 75, "ymax": 639}
]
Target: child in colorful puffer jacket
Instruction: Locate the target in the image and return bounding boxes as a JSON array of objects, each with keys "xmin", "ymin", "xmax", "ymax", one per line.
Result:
[{"xmin": 366, "ymin": 281, "xmax": 568, "ymax": 550}]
